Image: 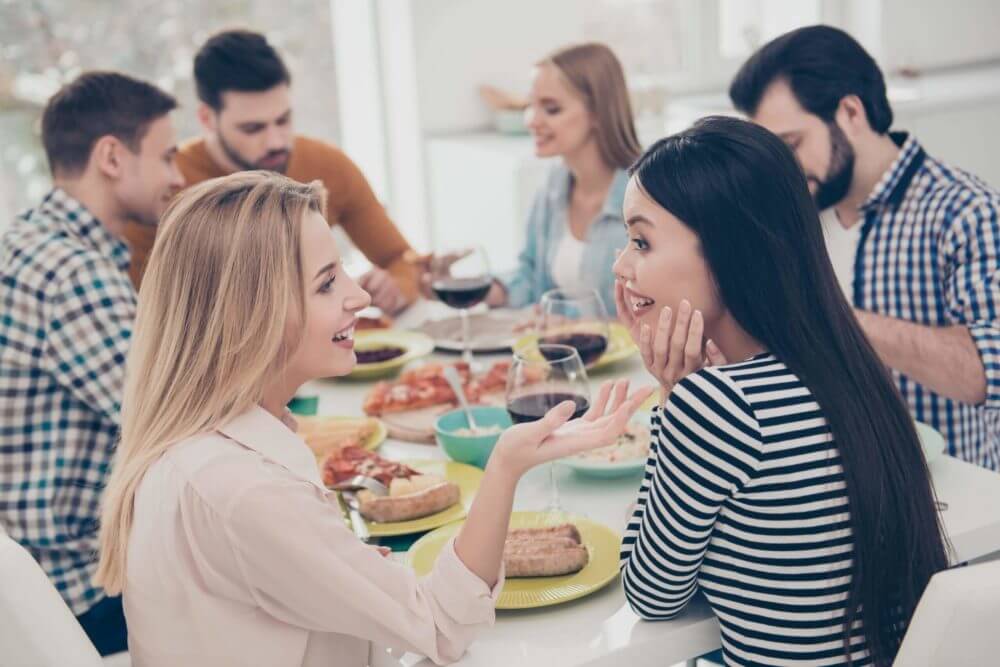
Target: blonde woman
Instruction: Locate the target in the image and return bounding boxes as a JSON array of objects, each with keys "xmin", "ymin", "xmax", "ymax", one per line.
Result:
[
  {"xmin": 96, "ymin": 172, "xmax": 651, "ymax": 666},
  {"xmin": 490, "ymin": 42, "xmax": 641, "ymax": 311}
]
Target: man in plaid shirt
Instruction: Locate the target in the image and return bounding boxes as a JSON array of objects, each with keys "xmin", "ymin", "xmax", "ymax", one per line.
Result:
[
  {"xmin": 0, "ymin": 72, "xmax": 183, "ymax": 654},
  {"xmin": 731, "ymin": 26, "xmax": 1000, "ymax": 470}
]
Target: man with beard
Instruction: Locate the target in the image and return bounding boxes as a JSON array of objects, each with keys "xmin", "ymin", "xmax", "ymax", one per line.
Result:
[
  {"xmin": 730, "ymin": 25, "xmax": 1000, "ymax": 471},
  {"xmin": 123, "ymin": 30, "xmax": 418, "ymax": 313},
  {"xmin": 0, "ymin": 72, "xmax": 184, "ymax": 654}
]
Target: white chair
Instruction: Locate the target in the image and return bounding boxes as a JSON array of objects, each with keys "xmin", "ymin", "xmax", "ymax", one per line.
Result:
[
  {"xmin": 0, "ymin": 531, "xmax": 130, "ymax": 666},
  {"xmin": 894, "ymin": 559, "xmax": 1000, "ymax": 665}
]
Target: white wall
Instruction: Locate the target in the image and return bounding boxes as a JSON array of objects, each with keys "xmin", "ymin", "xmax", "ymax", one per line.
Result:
[
  {"xmin": 880, "ymin": 0, "xmax": 1000, "ymax": 71},
  {"xmin": 410, "ymin": 0, "xmax": 588, "ymax": 134},
  {"xmin": 361, "ymin": 0, "xmax": 1000, "ymax": 255}
]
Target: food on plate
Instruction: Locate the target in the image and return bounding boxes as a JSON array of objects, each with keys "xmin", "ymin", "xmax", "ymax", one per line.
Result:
[
  {"xmin": 322, "ymin": 446, "xmax": 460, "ymax": 522},
  {"xmin": 503, "ymin": 523, "xmax": 589, "ymax": 577},
  {"xmin": 355, "ymin": 345, "xmax": 406, "ymax": 364},
  {"xmin": 322, "ymin": 445, "xmax": 418, "ymax": 487},
  {"xmin": 356, "ymin": 314, "xmax": 393, "ymax": 330},
  {"xmin": 452, "ymin": 424, "xmax": 504, "ymax": 437},
  {"xmin": 573, "ymin": 423, "xmax": 650, "ymax": 464},
  {"xmin": 362, "ymin": 360, "xmax": 512, "ymax": 416},
  {"xmin": 357, "ymin": 474, "xmax": 460, "ymax": 523},
  {"xmin": 297, "ymin": 416, "xmax": 380, "ymax": 463}
]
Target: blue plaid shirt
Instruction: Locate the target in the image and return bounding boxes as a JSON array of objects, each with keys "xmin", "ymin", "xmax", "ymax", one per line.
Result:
[
  {"xmin": 0, "ymin": 188, "xmax": 135, "ymax": 615},
  {"xmin": 851, "ymin": 133, "xmax": 1000, "ymax": 470}
]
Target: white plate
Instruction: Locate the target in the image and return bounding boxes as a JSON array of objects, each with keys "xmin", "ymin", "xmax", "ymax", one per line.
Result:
[{"xmin": 915, "ymin": 421, "xmax": 946, "ymax": 463}]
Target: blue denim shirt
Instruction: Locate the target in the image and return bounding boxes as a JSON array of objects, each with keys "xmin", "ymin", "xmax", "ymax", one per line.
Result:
[{"xmin": 499, "ymin": 165, "xmax": 629, "ymax": 311}]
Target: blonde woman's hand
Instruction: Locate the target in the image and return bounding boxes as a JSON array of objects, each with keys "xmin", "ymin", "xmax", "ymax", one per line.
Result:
[{"xmin": 490, "ymin": 380, "xmax": 655, "ymax": 479}]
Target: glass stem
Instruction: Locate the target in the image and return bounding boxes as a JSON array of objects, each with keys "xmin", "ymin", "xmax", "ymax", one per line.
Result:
[
  {"xmin": 548, "ymin": 462, "xmax": 561, "ymax": 511},
  {"xmin": 460, "ymin": 307, "xmax": 473, "ymax": 367}
]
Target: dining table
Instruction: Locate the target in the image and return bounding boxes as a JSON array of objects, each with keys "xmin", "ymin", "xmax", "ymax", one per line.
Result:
[{"xmin": 301, "ymin": 302, "xmax": 1000, "ymax": 667}]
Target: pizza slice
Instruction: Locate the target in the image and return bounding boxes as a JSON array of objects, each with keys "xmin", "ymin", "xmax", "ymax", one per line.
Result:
[{"xmin": 322, "ymin": 446, "xmax": 460, "ymax": 523}]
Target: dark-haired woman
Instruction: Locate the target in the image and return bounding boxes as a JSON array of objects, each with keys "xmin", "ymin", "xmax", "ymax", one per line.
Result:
[{"xmin": 615, "ymin": 116, "xmax": 947, "ymax": 666}]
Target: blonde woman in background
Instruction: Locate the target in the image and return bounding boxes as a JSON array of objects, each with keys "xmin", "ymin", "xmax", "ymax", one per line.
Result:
[
  {"xmin": 489, "ymin": 42, "xmax": 642, "ymax": 311},
  {"xmin": 95, "ymin": 172, "xmax": 651, "ymax": 666}
]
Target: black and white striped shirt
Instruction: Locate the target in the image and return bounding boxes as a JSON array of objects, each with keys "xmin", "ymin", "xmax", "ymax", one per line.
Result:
[{"xmin": 621, "ymin": 354, "xmax": 870, "ymax": 665}]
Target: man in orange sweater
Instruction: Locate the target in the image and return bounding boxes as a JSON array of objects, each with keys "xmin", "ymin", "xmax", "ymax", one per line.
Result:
[{"xmin": 124, "ymin": 30, "xmax": 417, "ymax": 313}]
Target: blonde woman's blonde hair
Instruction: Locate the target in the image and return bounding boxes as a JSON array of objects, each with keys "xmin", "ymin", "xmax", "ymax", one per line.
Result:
[
  {"xmin": 543, "ymin": 42, "xmax": 642, "ymax": 170},
  {"xmin": 95, "ymin": 171, "xmax": 326, "ymax": 594}
]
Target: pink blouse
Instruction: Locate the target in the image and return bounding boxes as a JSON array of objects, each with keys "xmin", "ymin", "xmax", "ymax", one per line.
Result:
[{"xmin": 123, "ymin": 406, "xmax": 502, "ymax": 666}]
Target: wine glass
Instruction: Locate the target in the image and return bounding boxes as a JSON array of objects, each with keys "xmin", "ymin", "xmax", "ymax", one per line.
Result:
[
  {"xmin": 506, "ymin": 343, "xmax": 590, "ymax": 514},
  {"xmin": 429, "ymin": 246, "xmax": 492, "ymax": 368},
  {"xmin": 539, "ymin": 288, "xmax": 611, "ymax": 368}
]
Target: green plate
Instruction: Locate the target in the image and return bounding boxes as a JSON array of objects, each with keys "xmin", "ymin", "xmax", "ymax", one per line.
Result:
[
  {"xmin": 407, "ymin": 511, "xmax": 621, "ymax": 609},
  {"xmin": 345, "ymin": 330, "xmax": 435, "ymax": 380},
  {"xmin": 513, "ymin": 322, "xmax": 637, "ymax": 373},
  {"xmin": 345, "ymin": 460, "xmax": 483, "ymax": 537}
]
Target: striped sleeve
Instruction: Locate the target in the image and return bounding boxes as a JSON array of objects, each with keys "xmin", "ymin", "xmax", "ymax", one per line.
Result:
[
  {"xmin": 620, "ymin": 368, "xmax": 763, "ymax": 620},
  {"xmin": 943, "ymin": 196, "xmax": 1000, "ymax": 409}
]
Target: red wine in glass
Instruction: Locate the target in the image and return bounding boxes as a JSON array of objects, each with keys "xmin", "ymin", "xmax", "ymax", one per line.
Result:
[
  {"xmin": 507, "ymin": 392, "xmax": 590, "ymax": 424},
  {"xmin": 431, "ymin": 276, "xmax": 492, "ymax": 309},
  {"xmin": 540, "ymin": 288, "xmax": 611, "ymax": 368},
  {"xmin": 505, "ymin": 344, "xmax": 589, "ymax": 514},
  {"xmin": 538, "ymin": 332, "xmax": 609, "ymax": 367},
  {"xmin": 430, "ymin": 246, "xmax": 492, "ymax": 368}
]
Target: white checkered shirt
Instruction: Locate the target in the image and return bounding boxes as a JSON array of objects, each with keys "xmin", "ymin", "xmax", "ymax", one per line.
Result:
[
  {"xmin": 0, "ymin": 188, "xmax": 135, "ymax": 615},
  {"xmin": 853, "ymin": 133, "xmax": 1000, "ymax": 470}
]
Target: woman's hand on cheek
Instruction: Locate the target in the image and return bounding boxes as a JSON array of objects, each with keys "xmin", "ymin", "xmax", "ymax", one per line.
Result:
[{"xmin": 637, "ymin": 299, "xmax": 727, "ymax": 403}]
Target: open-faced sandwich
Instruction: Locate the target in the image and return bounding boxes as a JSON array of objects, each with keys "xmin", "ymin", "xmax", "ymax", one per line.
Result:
[
  {"xmin": 362, "ymin": 360, "xmax": 511, "ymax": 416},
  {"xmin": 297, "ymin": 415, "xmax": 381, "ymax": 463},
  {"xmin": 323, "ymin": 445, "xmax": 459, "ymax": 523},
  {"xmin": 503, "ymin": 523, "xmax": 589, "ymax": 578}
]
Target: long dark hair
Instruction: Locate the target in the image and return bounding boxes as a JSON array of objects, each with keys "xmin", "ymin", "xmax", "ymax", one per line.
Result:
[{"xmin": 631, "ymin": 116, "xmax": 947, "ymax": 665}]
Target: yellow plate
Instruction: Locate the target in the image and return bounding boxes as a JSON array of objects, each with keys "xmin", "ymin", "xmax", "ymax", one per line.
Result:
[
  {"xmin": 407, "ymin": 511, "xmax": 621, "ymax": 609},
  {"xmin": 513, "ymin": 322, "xmax": 637, "ymax": 373},
  {"xmin": 298, "ymin": 415, "xmax": 387, "ymax": 454},
  {"xmin": 351, "ymin": 460, "xmax": 484, "ymax": 537},
  {"xmin": 345, "ymin": 330, "xmax": 435, "ymax": 380}
]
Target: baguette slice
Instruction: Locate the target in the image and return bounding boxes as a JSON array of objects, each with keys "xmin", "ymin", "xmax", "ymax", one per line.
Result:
[{"xmin": 357, "ymin": 480, "xmax": 459, "ymax": 523}]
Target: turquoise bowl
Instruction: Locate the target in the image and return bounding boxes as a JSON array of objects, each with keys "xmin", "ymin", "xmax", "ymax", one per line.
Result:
[{"xmin": 435, "ymin": 406, "xmax": 512, "ymax": 469}]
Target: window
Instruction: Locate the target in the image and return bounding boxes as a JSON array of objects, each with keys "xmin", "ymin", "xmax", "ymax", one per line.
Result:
[
  {"xmin": 0, "ymin": 0, "xmax": 339, "ymax": 225},
  {"xmin": 718, "ymin": 0, "xmax": 823, "ymax": 61}
]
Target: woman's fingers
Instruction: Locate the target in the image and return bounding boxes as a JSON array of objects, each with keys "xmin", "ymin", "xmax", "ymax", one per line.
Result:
[
  {"xmin": 546, "ymin": 385, "xmax": 654, "ymax": 458},
  {"xmin": 665, "ymin": 300, "xmax": 692, "ymax": 381},
  {"xmin": 582, "ymin": 381, "xmax": 614, "ymax": 422},
  {"xmin": 607, "ymin": 379, "xmax": 630, "ymax": 414},
  {"xmin": 639, "ymin": 324, "xmax": 654, "ymax": 369},
  {"xmin": 684, "ymin": 310, "xmax": 705, "ymax": 372},
  {"xmin": 705, "ymin": 339, "xmax": 728, "ymax": 366},
  {"xmin": 520, "ymin": 400, "xmax": 576, "ymax": 443},
  {"xmin": 651, "ymin": 306, "xmax": 671, "ymax": 375}
]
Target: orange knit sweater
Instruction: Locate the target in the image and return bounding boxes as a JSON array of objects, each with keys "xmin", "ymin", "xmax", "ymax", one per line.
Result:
[{"xmin": 123, "ymin": 135, "xmax": 418, "ymax": 299}]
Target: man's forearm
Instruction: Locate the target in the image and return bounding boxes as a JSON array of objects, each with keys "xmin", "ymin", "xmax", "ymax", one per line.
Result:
[{"xmin": 854, "ymin": 310, "xmax": 987, "ymax": 405}]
